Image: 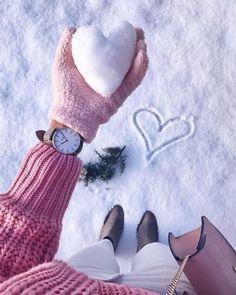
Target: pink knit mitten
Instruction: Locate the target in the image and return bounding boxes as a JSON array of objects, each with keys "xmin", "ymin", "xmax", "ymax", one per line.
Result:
[
  {"xmin": 0, "ymin": 143, "xmax": 82, "ymax": 282},
  {"xmin": 48, "ymin": 27, "xmax": 148, "ymax": 143}
]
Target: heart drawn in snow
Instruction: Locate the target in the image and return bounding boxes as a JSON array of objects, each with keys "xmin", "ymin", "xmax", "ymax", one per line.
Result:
[
  {"xmin": 133, "ymin": 108, "xmax": 195, "ymax": 161},
  {"xmin": 72, "ymin": 21, "xmax": 136, "ymax": 97}
]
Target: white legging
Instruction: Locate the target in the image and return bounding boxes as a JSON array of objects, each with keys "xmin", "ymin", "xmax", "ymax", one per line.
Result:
[{"xmin": 67, "ymin": 240, "xmax": 196, "ymax": 294}]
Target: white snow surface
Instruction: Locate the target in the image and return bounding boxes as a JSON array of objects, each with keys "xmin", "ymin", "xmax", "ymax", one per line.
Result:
[{"xmin": 0, "ymin": 1, "xmax": 236, "ymax": 272}]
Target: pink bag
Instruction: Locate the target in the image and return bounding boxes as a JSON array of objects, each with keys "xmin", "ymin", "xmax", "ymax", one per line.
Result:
[{"xmin": 168, "ymin": 216, "xmax": 236, "ymax": 295}]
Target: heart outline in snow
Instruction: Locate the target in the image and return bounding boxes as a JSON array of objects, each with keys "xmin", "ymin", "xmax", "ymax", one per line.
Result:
[{"xmin": 133, "ymin": 108, "xmax": 195, "ymax": 161}]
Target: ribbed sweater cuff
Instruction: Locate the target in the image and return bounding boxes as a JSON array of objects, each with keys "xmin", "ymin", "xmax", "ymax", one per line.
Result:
[{"xmin": 5, "ymin": 142, "xmax": 82, "ymax": 220}]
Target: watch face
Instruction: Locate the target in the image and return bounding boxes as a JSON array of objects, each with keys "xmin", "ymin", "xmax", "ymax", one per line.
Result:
[{"xmin": 52, "ymin": 128, "xmax": 82, "ymax": 155}]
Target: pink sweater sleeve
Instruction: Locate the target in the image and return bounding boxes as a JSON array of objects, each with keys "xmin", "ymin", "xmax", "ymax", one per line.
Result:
[
  {"xmin": 0, "ymin": 142, "xmax": 82, "ymax": 282},
  {"xmin": 0, "ymin": 260, "xmax": 158, "ymax": 295}
]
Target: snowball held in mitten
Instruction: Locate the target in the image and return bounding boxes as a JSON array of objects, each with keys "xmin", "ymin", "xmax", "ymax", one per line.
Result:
[{"xmin": 71, "ymin": 21, "xmax": 136, "ymax": 97}]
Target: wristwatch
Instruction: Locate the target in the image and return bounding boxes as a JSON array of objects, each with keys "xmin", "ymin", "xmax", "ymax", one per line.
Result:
[{"xmin": 36, "ymin": 127, "xmax": 83, "ymax": 155}]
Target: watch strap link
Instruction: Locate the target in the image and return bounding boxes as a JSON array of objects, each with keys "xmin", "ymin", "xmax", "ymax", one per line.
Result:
[{"xmin": 43, "ymin": 128, "xmax": 56, "ymax": 145}]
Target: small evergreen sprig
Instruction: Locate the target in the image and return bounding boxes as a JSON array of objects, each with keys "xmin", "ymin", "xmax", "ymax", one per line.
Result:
[{"xmin": 80, "ymin": 146, "xmax": 127, "ymax": 186}]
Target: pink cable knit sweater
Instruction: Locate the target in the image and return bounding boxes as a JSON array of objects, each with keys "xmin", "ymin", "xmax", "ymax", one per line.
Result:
[
  {"xmin": 0, "ymin": 142, "xmax": 158, "ymax": 294},
  {"xmin": 0, "ymin": 261, "xmax": 157, "ymax": 294}
]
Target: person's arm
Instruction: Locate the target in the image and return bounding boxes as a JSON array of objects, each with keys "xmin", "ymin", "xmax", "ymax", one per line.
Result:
[
  {"xmin": 0, "ymin": 25, "xmax": 148, "ymax": 283},
  {"xmin": 49, "ymin": 119, "xmax": 67, "ymax": 129},
  {"xmin": 0, "ymin": 141, "xmax": 82, "ymax": 282}
]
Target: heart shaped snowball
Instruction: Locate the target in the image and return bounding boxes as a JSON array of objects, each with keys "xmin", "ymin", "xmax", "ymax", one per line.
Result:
[{"xmin": 72, "ymin": 21, "xmax": 136, "ymax": 97}]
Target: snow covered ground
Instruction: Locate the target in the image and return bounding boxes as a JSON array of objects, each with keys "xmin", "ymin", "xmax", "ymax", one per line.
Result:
[{"xmin": 0, "ymin": 0, "xmax": 236, "ymax": 272}]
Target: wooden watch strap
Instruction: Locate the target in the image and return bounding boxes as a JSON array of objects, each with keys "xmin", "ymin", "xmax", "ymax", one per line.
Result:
[{"xmin": 43, "ymin": 128, "xmax": 56, "ymax": 145}]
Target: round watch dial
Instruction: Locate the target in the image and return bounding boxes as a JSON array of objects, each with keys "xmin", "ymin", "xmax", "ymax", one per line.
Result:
[{"xmin": 52, "ymin": 128, "xmax": 82, "ymax": 155}]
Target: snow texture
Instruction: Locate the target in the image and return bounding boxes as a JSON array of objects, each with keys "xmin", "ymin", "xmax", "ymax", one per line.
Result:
[
  {"xmin": 0, "ymin": 0, "xmax": 236, "ymax": 272},
  {"xmin": 72, "ymin": 21, "xmax": 136, "ymax": 97}
]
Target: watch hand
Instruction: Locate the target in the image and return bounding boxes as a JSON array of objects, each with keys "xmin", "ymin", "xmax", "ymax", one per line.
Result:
[
  {"xmin": 57, "ymin": 140, "xmax": 68, "ymax": 147},
  {"xmin": 59, "ymin": 130, "xmax": 68, "ymax": 141}
]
